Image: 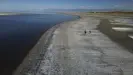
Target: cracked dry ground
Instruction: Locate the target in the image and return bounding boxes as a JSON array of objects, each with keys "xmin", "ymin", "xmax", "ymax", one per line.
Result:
[{"xmin": 37, "ymin": 17, "xmax": 133, "ymax": 75}]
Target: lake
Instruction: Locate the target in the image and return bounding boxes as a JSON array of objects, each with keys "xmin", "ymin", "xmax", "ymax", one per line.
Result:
[{"xmin": 0, "ymin": 13, "xmax": 79, "ymax": 75}]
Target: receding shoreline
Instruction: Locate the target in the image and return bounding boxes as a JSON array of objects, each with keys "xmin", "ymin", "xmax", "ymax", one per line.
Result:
[
  {"xmin": 13, "ymin": 14, "xmax": 80, "ymax": 75},
  {"xmin": 13, "ymin": 12, "xmax": 133, "ymax": 75}
]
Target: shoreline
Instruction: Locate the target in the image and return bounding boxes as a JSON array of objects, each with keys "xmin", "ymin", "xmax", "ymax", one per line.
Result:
[
  {"xmin": 0, "ymin": 13, "xmax": 21, "ymax": 16},
  {"xmin": 57, "ymin": 12, "xmax": 82, "ymax": 18},
  {"xmin": 13, "ymin": 23, "xmax": 61, "ymax": 75},
  {"xmin": 13, "ymin": 14, "xmax": 81, "ymax": 75},
  {"xmin": 13, "ymin": 12, "xmax": 133, "ymax": 75}
]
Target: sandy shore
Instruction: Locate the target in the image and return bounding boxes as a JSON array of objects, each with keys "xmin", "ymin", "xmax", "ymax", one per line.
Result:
[
  {"xmin": 0, "ymin": 13, "xmax": 14, "ymax": 15},
  {"xmin": 13, "ymin": 12, "xmax": 133, "ymax": 75},
  {"xmin": 0, "ymin": 14, "xmax": 9, "ymax": 15},
  {"xmin": 13, "ymin": 16, "xmax": 80, "ymax": 75},
  {"xmin": 12, "ymin": 23, "xmax": 61, "ymax": 75}
]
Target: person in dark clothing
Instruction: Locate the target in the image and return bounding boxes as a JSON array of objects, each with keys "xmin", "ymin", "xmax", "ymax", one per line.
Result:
[
  {"xmin": 84, "ymin": 30, "xmax": 87, "ymax": 34},
  {"xmin": 84, "ymin": 30, "xmax": 92, "ymax": 35}
]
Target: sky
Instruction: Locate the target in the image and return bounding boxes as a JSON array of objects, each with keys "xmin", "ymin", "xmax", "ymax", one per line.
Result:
[{"xmin": 0, "ymin": 0, "xmax": 133, "ymax": 12}]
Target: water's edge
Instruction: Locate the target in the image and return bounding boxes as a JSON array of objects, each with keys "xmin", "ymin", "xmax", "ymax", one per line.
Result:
[{"xmin": 13, "ymin": 14, "xmax": 80, "ymax": 75}]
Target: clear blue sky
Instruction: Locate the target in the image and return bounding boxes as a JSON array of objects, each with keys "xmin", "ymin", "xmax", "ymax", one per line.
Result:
[{"xmin": 0, "ymin": 0, "xmax": 133, "ymax": 11}]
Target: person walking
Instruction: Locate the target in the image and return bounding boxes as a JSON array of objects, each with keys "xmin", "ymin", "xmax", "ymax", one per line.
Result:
[{"xmin": 84, "ymin": 30, "xmax": 87, "ymax": 35}]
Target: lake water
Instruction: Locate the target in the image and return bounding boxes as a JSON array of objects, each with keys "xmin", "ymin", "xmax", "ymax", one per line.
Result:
[{"xmin": 0, "ymin": 13, "xmax": 79, "ymax": 75}]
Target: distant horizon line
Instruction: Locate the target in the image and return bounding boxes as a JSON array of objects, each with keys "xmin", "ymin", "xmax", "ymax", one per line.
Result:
[{"xmin": 0, "ymin": 8, "xmax": 133, "ymax": 12}]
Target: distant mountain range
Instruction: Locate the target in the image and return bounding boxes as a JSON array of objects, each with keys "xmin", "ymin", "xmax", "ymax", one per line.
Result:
[
  {"xmin": 43, "ymin": 9, "xmax": 133, "ymax": 12},
  {"xmin": 0, "ymin": 9, "xmax": 133, "ymax": 13}
]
